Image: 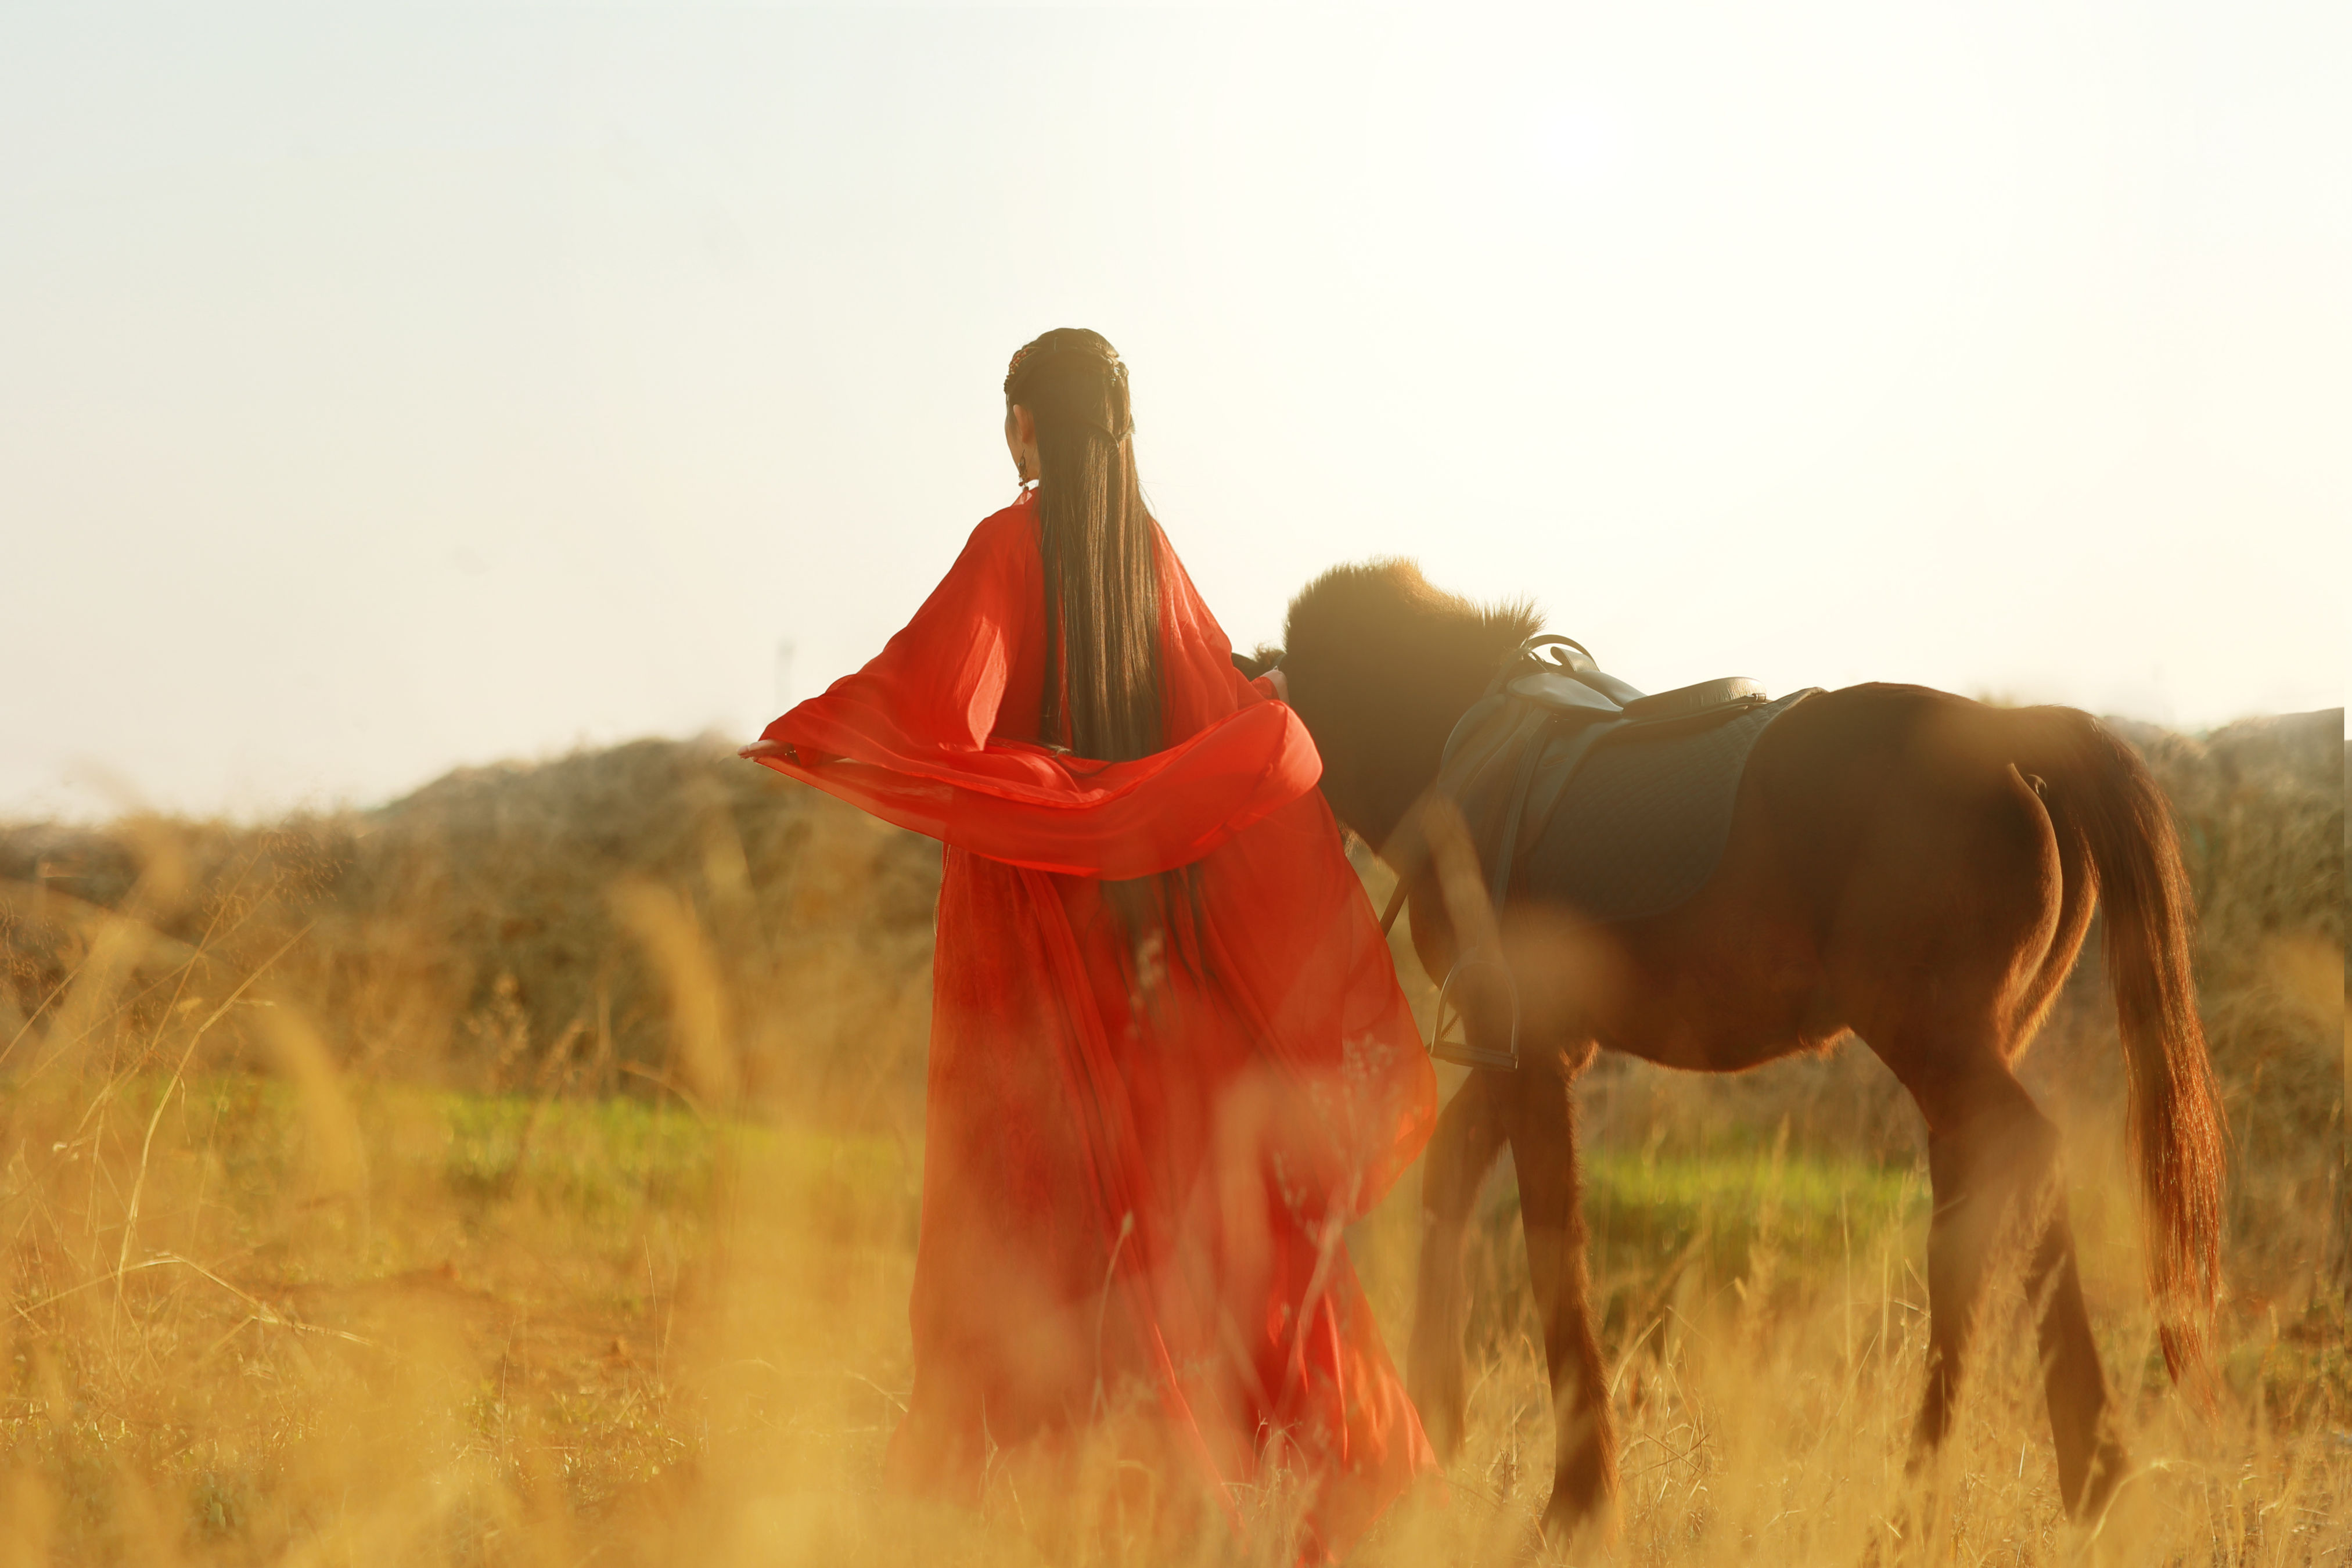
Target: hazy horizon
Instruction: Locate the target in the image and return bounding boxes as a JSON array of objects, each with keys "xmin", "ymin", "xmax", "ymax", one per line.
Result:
[{"xmin": 5, "ymin": 3, "xmax": 2345, "ymax": 824}]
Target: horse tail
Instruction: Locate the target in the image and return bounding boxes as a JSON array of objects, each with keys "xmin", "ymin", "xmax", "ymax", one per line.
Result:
[{"xmin": 2026, "ymin": 706, "xmax": 2225, "ymax": 1381}]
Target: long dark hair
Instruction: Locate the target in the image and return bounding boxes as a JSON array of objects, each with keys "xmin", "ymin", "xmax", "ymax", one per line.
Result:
[
  {"xmin": 1005, "ymin": 329, "xmax": 1197, "ymax": 977},
  {"xmin": 1004, "ymin": 328, "xmax": 1162, "ymax": 763}
]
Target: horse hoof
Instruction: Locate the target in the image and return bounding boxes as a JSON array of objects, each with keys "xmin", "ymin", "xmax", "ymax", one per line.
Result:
[
  {"xmin": 1409, "ymin": 1384, "xmax": 1466, "ymax": 1462},
  {"xmin": 1539, "ymin": 1490, "xmax": 1621, "ymax": 1560},
  {"xmin": 2067, "ymin": 1439, "xmax": 2135, "ymax": 1535},
  {"xmin": 1405, "ymin": 1354, "xmax": 1468, "ymax": 1462}
]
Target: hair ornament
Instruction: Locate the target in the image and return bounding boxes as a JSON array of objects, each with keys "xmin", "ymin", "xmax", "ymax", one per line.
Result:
[
  {"xmin": 1004, "ymin": 333, "xmax": 1133, "ymax": 440},
  {"xmin": 1005, "ymin": 336, "xmax": 1123, "ymax": 394}
]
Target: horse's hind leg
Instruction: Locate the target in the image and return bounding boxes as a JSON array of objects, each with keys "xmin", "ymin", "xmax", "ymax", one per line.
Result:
[
  {"xmin": 1505, "ymin": 1042, "xmax": 1617, "ymax": 1542},
  {"xmin": 1409, "ymin": 1067, "xmax": 1510, "ymax": 1461},
  {"xmin": 2013, "ymin": 811, "xmax": 2129, "ymax": 1522},
  {"xmin": 1852, "ymin": 743, "xmax": 2125, "ymax": 1521},
  {"xmin": 2023, "ymin": 1155, "xmax": 2128, "ymax": 1520},
  {"xmin": 1900, "ymin": 1059, "xmax": 2126, "ymax": 1519}
]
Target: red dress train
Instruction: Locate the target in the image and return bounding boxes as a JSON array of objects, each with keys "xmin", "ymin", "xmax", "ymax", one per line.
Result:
[{"xmin": 752, "ymin": 492, "xmax": 1438, "ymax": 1555}]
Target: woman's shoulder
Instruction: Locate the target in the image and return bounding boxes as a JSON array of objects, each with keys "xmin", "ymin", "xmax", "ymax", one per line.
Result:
[
  {"xmin": 902, "ymin": 492, "xmax": 1038, "ymax": 618},
  {"xmin": 954, "ymin": 491, "xmax": 1042, "ymax": 570},
  {"xmin": 972, "ymin": 489, "xmax": 1039, "ymax": 538}
]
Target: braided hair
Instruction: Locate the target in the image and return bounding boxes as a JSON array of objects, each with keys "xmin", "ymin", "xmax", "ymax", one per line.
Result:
[{"xmin": 1004, "ymin": 328, "xmax": 1161, "ymax": 764}]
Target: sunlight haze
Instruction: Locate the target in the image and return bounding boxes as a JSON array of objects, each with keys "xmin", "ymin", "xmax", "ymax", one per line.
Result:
[{"xmin": 3, "ymin": 3, "xmax": 2344, "ymax": 820}]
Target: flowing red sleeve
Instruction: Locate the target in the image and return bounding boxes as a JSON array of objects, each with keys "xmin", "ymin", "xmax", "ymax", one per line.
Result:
[{"xmin": 750, "ymin": 505, "xmax": 1321, "ymax": 879}]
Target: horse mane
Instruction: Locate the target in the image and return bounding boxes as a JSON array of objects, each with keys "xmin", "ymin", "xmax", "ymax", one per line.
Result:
[
  {"xmin": 1274, "ymin": 558, "xmax": 1543, "ymax": 844},
  {"xmin": 1282, "ymin": 558, "xmax": 1541, "ymax": 666}
]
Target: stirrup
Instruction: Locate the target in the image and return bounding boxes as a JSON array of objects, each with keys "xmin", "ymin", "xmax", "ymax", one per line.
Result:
[{"xmin": 1431, "ymin": 951, "xmax": 1521, "ymax": 1071}]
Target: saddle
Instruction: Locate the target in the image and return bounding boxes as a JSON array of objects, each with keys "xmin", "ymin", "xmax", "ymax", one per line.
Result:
[
  {"xmin": 1438, "ymin": 636, "xmax": 1770, "ymax": 913},
  {"xmin": 1387, "ymin": 635, "xmax": 1811, "ymax": 1071}
]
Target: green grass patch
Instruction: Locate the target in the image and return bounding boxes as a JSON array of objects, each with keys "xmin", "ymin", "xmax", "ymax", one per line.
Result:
[
  {"xmin": 440, "ymin": 1090, "xmax": 721, "ymax": 1211},
  {"xmin": 1586, "ymin": 1149, "xmax": 1927, "ymax": 1271},
  {"xmin": 168, "ymin": 1074, "xmax": 916, "ymax": 1239},
  {"xmin": 173, "ymin": 1073, "xmax": 1914, "ymax": 1290},
  {"xmin": 1473, "ymin": 1148, "xmax": 1929, "ymax": 1288}
]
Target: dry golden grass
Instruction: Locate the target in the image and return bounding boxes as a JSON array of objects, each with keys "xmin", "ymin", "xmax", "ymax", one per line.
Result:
[{"xmin": 0, "ymin": 711, "xmax": 2342, "ymax": 1564}]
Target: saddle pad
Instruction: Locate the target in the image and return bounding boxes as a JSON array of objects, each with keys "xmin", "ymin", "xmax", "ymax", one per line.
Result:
[{"xmin": 1515, "ymin": 689, "xmax": 1815, "ymax": 925}]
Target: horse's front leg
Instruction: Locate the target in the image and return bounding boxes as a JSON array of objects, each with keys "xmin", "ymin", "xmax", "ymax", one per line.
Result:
[
  {"xmin": 1409, "ymin": 1067, "xmax": 1511, "ymax": 1460},
  {"xmin": 1506, "ymin": 1039, "xmax": 1619, "ymax": 1544}
]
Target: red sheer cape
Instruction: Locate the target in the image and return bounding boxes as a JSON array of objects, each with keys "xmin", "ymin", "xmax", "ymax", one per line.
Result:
[{"xmin": 752, "ymin": 492, "xmax": 1438, "ymax": 1555}]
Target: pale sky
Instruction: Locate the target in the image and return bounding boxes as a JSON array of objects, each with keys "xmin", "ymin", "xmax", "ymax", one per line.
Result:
[{"xmin": 3, "ymin": 3, "xmax": 2345, "ymax": 822}]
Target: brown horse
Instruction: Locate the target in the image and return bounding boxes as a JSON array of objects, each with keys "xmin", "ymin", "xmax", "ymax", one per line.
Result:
[{"xmin": 1251, "ymin": 559, "xmax": 2224, "ymax": 1543}]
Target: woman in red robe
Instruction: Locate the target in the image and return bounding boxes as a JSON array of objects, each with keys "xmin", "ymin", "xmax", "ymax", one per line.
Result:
[{"xmin": 744, "ymin": 329, "xmax": 1437, "ymax": 1557}]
